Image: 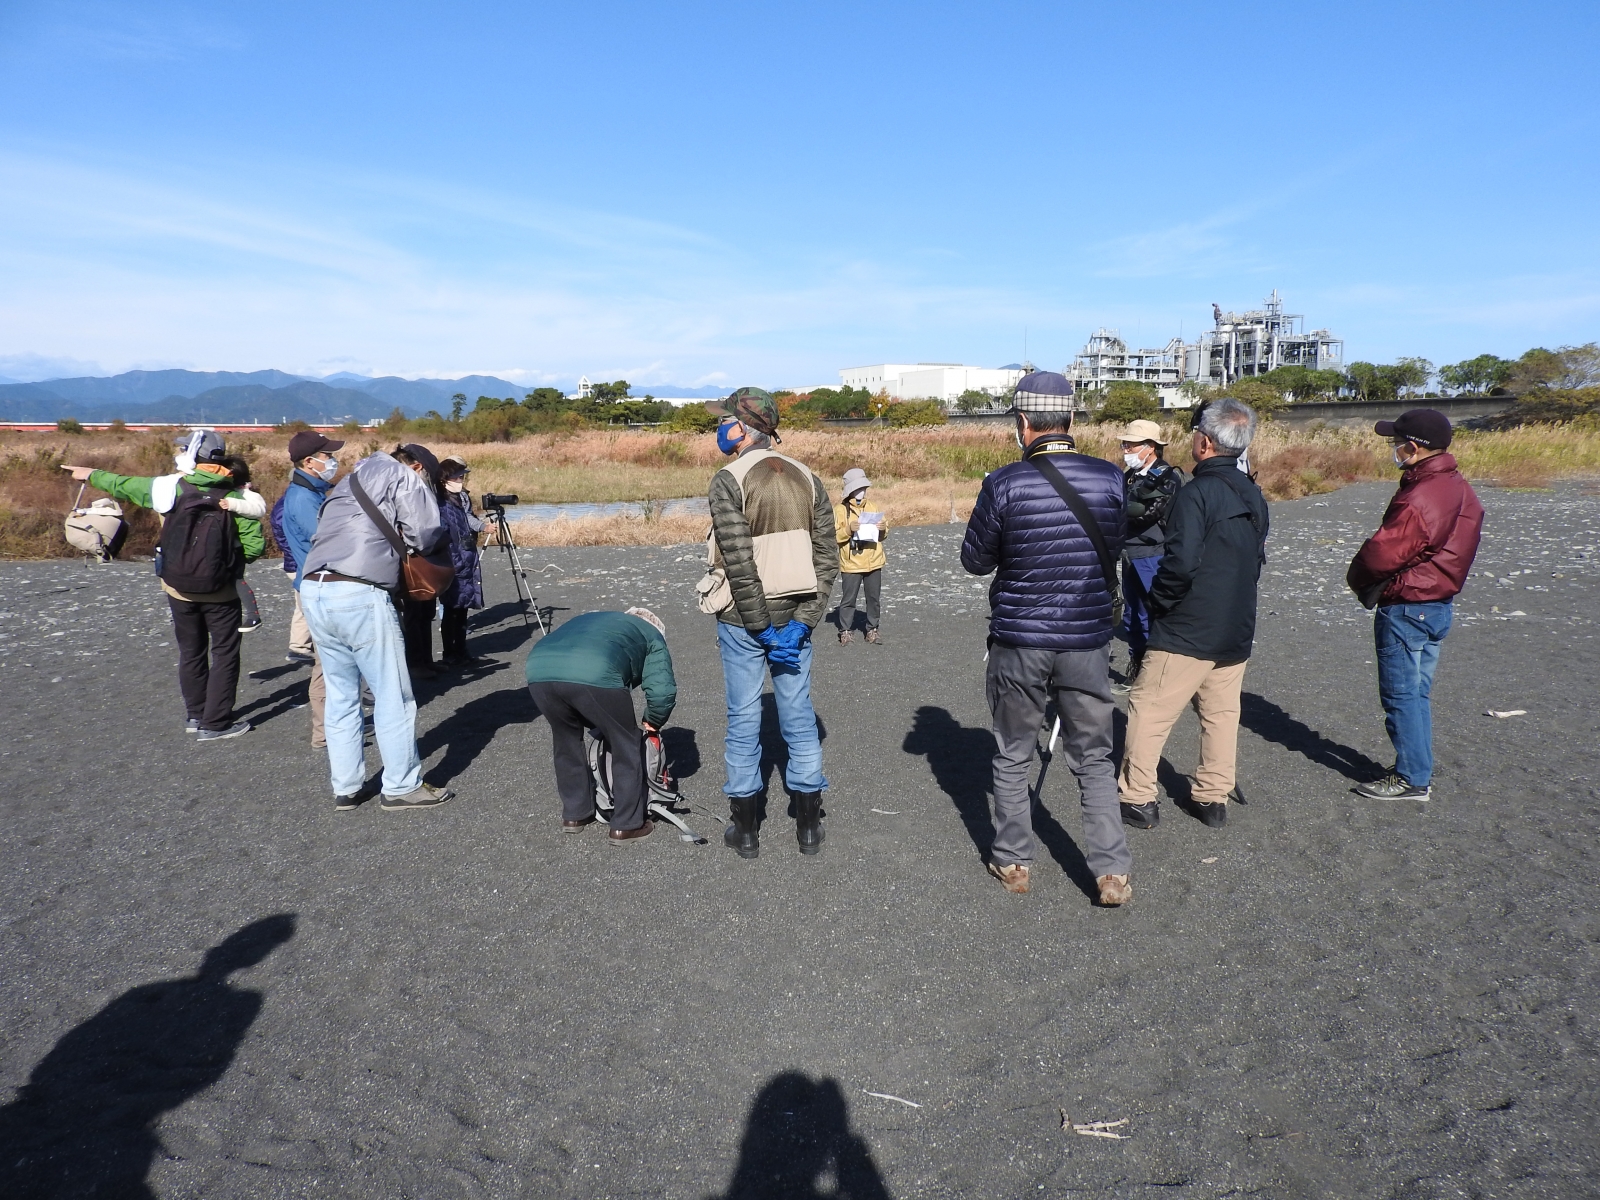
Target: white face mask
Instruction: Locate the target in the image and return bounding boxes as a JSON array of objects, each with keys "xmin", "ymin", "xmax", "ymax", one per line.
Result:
[
  {"xmin": 316, "ymin": 458, "xmax": 339, "ymax": 481},
  {"xmin": 1014, "ymin": 418, "xmax": 1026, "ymax": 451},
  {"xmin": 444, "ymin": 479, "xmax": 465, "ymax": 493},
  {"xmin": 1123, "ymin": 452, "xmax": 1147, "ymax": 472}
]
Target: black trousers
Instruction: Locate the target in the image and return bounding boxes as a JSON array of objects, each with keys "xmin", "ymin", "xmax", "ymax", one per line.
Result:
[
  {"xmin": 168, "ymin": 596, "xmax": 243, "ymax": 730},
  {"xmin": 839, "ymin": 569, "xmax": 882, "ymax": 632},
  {"xmin": 527, "ymin": 682, "xmax": 647, "ymax": 829},
  {"xmin": 401, "ymin": 598, "xmax": 435, "ymax": 667},
  {"xmin": 441, "ymin": 606, "xmax": 470, "ymax": 659}
]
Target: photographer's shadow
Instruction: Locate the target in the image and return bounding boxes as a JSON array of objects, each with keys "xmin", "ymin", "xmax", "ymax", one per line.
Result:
[
  {"xmin": 707, "ymin": 1072, "xmax": 892, "ymax": 1200},
  {"xmin": 0, "ymin": 914, "xmax": 296, "ymax": 1199}
]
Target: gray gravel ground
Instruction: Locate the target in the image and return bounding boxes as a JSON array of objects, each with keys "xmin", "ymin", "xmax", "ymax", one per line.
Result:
[{"xmin": 2, "ymin": 480, "xmax": 1598, "ymax": 1199}]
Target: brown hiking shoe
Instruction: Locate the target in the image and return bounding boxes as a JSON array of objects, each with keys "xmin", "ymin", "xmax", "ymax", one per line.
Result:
[
  {"xmin": 1097, "ymin": 874, "xmax": 1132, "ymax": 906},
  {"xmin": 864, "ymin": 628, "xmax": 881, "ymax": 644},
  {"xmin": 838, "ymin": 630, "xmax": 854, "ymax": 644},
  {"xmin": 987, "ymin": 862, "xmax": 1030, "ymax": 894}
]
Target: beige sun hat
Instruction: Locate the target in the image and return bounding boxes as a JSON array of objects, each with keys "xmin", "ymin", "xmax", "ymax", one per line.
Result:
[{"xmin": 1116, "ymin": 419, "xmax": 1168, "ymax": 445}]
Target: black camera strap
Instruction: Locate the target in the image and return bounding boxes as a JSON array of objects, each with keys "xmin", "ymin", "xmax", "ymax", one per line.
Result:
[{"xmin": 1031, "ymin": 456, "xmax": 1120, "ymax": 604}]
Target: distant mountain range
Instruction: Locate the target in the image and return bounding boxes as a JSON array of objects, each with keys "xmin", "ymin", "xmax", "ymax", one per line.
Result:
[
  {"xmin": 0, "ymin": 369, "xmax": 734, "ymax": 422},
  {"xmin": 0, "ymin": 369, "xmax": 533, "ymax": 423}
]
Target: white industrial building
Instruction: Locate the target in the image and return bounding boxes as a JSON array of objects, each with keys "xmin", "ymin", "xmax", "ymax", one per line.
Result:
[{"xmin": 837, "ymin": 363, "xmax": 1025, "ymax": 403}]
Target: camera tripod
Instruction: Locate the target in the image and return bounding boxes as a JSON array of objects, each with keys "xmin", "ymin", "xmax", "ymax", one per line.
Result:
[{"xmin": 484, "ymin": 502, "xmax": 547, "ymax": 634}]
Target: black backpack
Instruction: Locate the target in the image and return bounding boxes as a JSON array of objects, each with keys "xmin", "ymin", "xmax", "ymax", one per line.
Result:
[{"xmin": 159, "ymin": 481, "xmax": 244, "ymax": 594}]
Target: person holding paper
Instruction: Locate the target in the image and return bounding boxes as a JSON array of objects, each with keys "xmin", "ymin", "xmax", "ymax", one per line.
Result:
[{"xmin": 833, "ymin": 467, "xmax": 887, "ymax": 644}]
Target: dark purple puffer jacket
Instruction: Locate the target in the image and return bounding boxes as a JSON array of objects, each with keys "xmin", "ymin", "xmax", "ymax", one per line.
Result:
[{"xmin": 961, "ymin": 440, "xmax": 1127, "ymax": 651}]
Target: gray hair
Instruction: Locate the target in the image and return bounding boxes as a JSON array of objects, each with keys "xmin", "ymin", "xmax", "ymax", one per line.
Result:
[
  {"xmin": 1198, "ymin": 397, "xmax": 1257, "ymax": 453},
  {"xmin": 742, "ymin": 428, "xmax": 773, "ymax": 451}
]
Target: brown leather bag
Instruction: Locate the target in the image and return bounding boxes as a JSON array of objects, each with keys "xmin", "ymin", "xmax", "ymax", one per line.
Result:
[{"xmin": 348, "ymin": 472, "xmax": 455, "ymax": 601}]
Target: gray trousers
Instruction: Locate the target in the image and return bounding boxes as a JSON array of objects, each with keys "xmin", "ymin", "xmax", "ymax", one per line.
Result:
[
  {"xmin": 985, "ymin": 641, "xmax": 1131, "ymax": 878},
  {"xmin": 838, "ymin": 569, "xmax": 881, "ymax": 632}
]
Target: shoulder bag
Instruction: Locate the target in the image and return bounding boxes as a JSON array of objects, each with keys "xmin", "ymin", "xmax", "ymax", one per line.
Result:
[
  {"xmin": 349, "ymin": 472, "xmax": 455, "ymax": 601},
  {"xmin": 1032, "ymin": 456, "xmax": 1124, "ymax": 628}
]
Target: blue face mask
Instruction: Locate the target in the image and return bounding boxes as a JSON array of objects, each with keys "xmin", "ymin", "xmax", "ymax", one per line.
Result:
[{"xmin": 716, "ymin": 422, "xmax": 743, "ymax": 455}]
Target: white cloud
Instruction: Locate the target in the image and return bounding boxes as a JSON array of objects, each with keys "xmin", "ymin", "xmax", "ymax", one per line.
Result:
[{"xmin": 0, "ymin": 142, "xmax": 1097, "ymax": 382}]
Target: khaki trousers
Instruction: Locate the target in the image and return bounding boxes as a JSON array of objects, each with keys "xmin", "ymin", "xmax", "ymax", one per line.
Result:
[
  {"xmin": 310, "ymin": 652, "xmax": 326, "ymax": 748},
  {"xmin": 289, "ymin": 589, "xmax": 314, "ymax": 656},
  {"xmin": 1118, "ymin": 650, "xmax": 1248, "ymax": 806}
]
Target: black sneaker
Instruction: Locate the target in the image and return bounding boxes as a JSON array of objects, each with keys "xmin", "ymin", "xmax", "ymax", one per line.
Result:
[
  {"xmin": 334, "ymin": 783, "xmax": 378, "ymax": 811},
  {"xmin": 196, "ymin": 721, "xmax": 251, "ymax": 742},
  {"xmin": 380, "ymin": 783, "xmax": 454, "ymax": 811},
  {"xmin": 184, "ymin": 717, "xmax": 200, "ymax": 734},
  {"xmin": 1121, "ymin": 800, "xmax": 1160, "ymax": 830},
  {"xmin": 1193, "ymin": 800, "xmax": 1227, "ymax": 828},
  {"xmin": 1354, "ymin": 773, "xmax": 1431, "ymax": 801}
]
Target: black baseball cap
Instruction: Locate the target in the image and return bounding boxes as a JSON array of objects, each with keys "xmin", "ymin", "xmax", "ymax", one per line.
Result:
[
  {"xmin": 287, "ymin": 430, "xmax": 345, "ymax": 462},
  {"xmin": 399, "ymin": 442, "xmax": 442, "ymax": 480},
  {"xmin": 1374, "ymin": 408, "xmax": 1452, "ymax": 450}
]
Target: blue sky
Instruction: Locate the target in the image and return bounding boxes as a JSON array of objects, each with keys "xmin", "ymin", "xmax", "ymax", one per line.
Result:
[{"xmin": 1, "ymin": 0, "xmax": 1596, "ymax": 389}]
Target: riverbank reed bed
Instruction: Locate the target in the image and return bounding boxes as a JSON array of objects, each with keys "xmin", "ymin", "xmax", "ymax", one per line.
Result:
[{"xmin": 4, "ymin": 422, "xmax": 1599, "ymax": 556}]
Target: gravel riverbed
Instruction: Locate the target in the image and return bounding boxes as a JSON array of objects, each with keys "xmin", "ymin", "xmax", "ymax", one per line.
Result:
[{"xmin": 2, "ymin": 480, "xmax": 1597, "ymax": 1198}]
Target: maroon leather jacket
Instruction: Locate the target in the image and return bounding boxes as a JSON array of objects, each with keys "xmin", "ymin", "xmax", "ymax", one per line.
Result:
[{"xmin": 1347, "ymin": 453, "xmax": 1484, "ymax": 605}]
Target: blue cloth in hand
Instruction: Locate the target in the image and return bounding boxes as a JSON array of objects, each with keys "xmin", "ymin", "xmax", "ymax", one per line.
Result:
[{"xmin": 754, "ymin": 623, "xmax": 801, "ymax": 672}]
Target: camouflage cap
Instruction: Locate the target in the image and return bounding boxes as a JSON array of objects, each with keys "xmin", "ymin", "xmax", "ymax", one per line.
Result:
[{"xmin": 704, "ymin": 386, "xmax": 780, "ymax": 434}]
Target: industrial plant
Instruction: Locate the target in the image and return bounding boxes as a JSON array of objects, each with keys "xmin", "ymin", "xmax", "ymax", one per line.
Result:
[{"xmin": 1069, "ymin": 291, "xmax": 1344, "ymax": 409}]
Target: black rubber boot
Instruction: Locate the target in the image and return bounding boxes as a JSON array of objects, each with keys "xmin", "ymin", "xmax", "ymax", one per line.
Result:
[
  {"xmin": 794, "ymin": 791, "xmax": 825, "ymax": 855},
  {"xmin": 723, "ymin": 792, "xmax": 761, "ymax": 859}
]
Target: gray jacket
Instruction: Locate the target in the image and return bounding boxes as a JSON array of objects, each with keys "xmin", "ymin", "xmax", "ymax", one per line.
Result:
[{"xmin": 303, "ymin": 453, "xmax": 443, "ymax": 588}]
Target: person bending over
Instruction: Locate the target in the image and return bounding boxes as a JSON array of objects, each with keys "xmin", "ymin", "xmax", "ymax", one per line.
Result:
[{"xmin": 526, "ymin": 607, "xmax": 677, "ymax": 842}]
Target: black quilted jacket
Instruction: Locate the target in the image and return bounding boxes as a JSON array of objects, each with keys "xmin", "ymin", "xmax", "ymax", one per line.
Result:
[{"xmin": 960, "ymin": 439, "xmax": 1127, "ymax": 651}]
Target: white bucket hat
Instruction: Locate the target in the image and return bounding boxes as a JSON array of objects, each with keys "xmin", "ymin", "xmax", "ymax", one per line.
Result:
[{"xmin": 841, "ymin": 467, "xmax": 870, "ymax": 496}]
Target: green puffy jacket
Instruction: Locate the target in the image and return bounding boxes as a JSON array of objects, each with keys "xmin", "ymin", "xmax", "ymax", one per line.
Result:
[
  {"xmin": 709, "ymin": 446, "xmax": 840, "ymax": 632},
  {"xmin": 526, "ymin": 610, "xmax": 677, "ymax": 728}
]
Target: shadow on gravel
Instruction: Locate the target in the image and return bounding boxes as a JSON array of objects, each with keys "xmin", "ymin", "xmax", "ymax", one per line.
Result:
[
  {"xmin": 234, "ymin": 679, "xmax": 308, "ymax": 727},
  {"xmin": 903, "ymin": 706, "xmax": 995, "ymax": 856},
  {"xmin": 708, "ymin": 1071, "xmax": 892, "ymax": 1200},
  {"xmin": 662, "ymin": 726, "xmax": 702, "ymax": 780},
  {"xmin": 0, "ymin": 914, "xmax": 296, "ymax": 1200},
  {"xmin": 1240, "ymin": 692, "xmax": 1386, "ymax": 781},
  {"xmin": 419, "ymin": 684, "xmax": 539, "ymax": 783},
  {"xmin": 906, "ymin": 706, "xmax": 1101, "ymax": 900}
]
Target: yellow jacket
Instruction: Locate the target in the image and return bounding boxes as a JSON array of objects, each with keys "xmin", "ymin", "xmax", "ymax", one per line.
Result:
[{"xmin": 834, "ymin": 499, "xmax": 887, "ymax": 573}]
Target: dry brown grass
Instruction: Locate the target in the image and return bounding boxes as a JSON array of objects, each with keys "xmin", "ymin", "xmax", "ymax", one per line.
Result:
[{"xmin": 7, "ymin": 420, "xmax": 1600, "ymax": 555}]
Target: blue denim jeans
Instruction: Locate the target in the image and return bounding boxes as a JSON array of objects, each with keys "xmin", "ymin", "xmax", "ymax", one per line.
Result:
[
  {"xmin": 1121, "ymin": 555, "xmax": 1163, "ymax": 658},
  {"xmin": 717, "ymin": 621, "xmax": 827, "ymax": 798},
  {"xmin": 300, "ymin": 581, "xmax": 422, "ymax": 797},
  {"xmin": 1374, "ymin": 600, "xmax": 1453, "ymax": 787}
]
